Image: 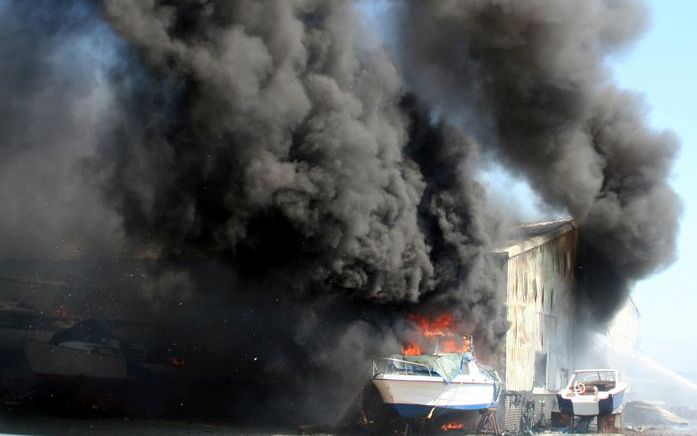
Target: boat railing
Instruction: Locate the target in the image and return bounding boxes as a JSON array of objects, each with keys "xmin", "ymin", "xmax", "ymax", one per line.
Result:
[{"xmin": 373, "ymin": 357, "xmax": 434, "ymax": 377}]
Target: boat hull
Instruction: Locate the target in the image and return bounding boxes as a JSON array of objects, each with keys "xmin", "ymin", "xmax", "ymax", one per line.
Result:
[
  {"xmin": 373, "ymin": 376, "xmax": 497, "ymax": 418},
  {"xmin": 25, "ymin": 340, "xmax": 127, "ymax": 380},
  {"xmin": 557, "ymin": 389, "xmax": 625, "ymax": 417}
]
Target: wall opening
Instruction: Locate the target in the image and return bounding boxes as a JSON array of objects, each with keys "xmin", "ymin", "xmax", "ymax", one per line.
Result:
[{"xmin": 533, "ymin": 352, "xmax": 547, "ymax": 388}]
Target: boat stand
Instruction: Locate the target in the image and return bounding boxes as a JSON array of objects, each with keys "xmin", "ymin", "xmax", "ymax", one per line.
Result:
[
  {"xmin": 598, "ymin": 412, "xmax": 622, "ymax": 433},
  {"xmin": 570, "ymin": 415, "xmax": 593, "ymax": 432},
  {"xmin": 474, "ymin": 408, "xmax": 500, "ymax": 435},
  {"xmin": 401, "ymin": 419, "xmax": 426, "ymax": 436}
]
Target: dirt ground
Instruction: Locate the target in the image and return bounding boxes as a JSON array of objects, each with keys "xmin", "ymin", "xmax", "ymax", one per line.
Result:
[
  {"xmin": 0, "ymin": 414, "xmax": 295, "ymax": 436},
  {"xmin": 0, "ymin": 412, "xmax": 693, "ymax": 436}
]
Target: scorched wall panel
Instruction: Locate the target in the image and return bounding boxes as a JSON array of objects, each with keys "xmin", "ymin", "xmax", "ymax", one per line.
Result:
[{"xmin": 503, "ymin": 227, "xmax": 577, "ymax": 392}]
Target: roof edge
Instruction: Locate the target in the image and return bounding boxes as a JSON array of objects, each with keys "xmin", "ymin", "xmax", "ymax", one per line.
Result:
[{"xmin": 494, "ymin": 218, "xmax": 577, "ymax": 258}]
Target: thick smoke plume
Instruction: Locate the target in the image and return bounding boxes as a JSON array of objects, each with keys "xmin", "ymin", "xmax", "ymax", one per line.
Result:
[
  {"xmin": 100, "ymin": 0, "xmax": 432, "ymax": 302},
  {"xmin": 0, "ymin": 0, "xmax": 681, "ymax": 425},
  {"xmin": 0, "ymin": 0, "xmax": 508, "ymax": 422},
  {"xmin": 393, "ymin": 0, "xmax": 681, "ymax": 319},
  {"xmin": 97, "ymin": 0, "xmax": 508, "ymax": 337}
]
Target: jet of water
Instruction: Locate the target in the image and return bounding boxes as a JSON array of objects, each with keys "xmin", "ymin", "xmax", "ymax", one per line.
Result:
[{"xmin": 594, "ymin": 333, "xmax": 697, "ymax": 394}]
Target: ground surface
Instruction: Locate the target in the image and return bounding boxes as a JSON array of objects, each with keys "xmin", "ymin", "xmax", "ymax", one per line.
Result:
[
  {"xmin": 0, "ymin": 414, "xmax": 295, "ymax": 436},
  {"xmin": 0, "ymin": 413, "xmax": 693, "ymax": 436}
]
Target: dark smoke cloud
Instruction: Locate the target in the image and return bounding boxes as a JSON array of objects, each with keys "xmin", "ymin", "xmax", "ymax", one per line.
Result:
[
  {"xmin": 401, "ymin": 97, "xmax": 508, "ymax": 349},
  {"xmin": 75, "ymin": 0, "xmax": 507, "ymax": 422},
  {"xmin": 0, "ymin": 0, "xmax": 125, "ymax": 259},
  {"xmin": 100, "ymin": 0, "xmax": 434, "ymax": 302},
  {"xmin": 97, "ymin": 0, "xmax": 507, "ymax": 317},
  {"xmin": 0, "ymin": 0, "xmax": 510, "ymax": 423},
  {"xmin": 0, "ymin": 0, "xmax": 681, "ymax": 426},
  {"xmin": 393, "ymin": 0, "xmax": 681, "ymax": 319}
]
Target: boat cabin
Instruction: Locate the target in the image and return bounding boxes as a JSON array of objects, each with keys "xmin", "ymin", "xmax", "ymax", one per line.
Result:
[{"xmin": 567, "ymin": 369, "xmax": 619, "ymax": 394}]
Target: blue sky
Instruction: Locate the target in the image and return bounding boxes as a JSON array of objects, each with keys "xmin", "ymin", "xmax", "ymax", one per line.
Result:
[
  {"xmin": 612, "ymin": 0, "xmax": 697, "ymax": 373},
  {"xmin": 359, "ymin": 1, "xmax": 696, "ymax": 374}
]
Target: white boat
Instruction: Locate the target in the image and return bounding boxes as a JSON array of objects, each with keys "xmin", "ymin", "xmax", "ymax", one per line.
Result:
[
  {"xmin": 372, "ymin": 352, "xmax": 503, "ymax": 418},
  {"xmin": 24, "ymin": 320, "xmax": 128, "ymax": 380},
  {"xmin": 557, "ymin": 369, "xmax": 627, "ymax": 417},
  {"xmin": 25, "ymin": 340, "xmax": 128, "ymax": 380}
]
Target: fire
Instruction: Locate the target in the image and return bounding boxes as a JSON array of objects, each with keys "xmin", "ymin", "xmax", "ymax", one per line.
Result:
[
  {"xmin": 401, "ymin": 313, "xmax": 473, "ymax": 356},
  {"xmin": 402, "ymin": 342, "xmax": 422, "ymax": 356},
  {"xmin": 408, "ymin": 313, "xmax": 454, "ymax": 337},
  {"xmin": 53, "ymin": 305, "xmax": 72, "ymax": 318},
  {"xmin": 440, "ymin": 421, "xmax": 465, "ymax": 432},
  {"xmin": 441, "ymin": 338, "xmax": 459, "ymax": 353},
  {"xmin": 169, "ymin": 356, "xmax": 185, "ymax": 367}
]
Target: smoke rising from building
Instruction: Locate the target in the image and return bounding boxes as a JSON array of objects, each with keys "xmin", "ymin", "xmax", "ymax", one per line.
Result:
[
  {"xmin": 0, "ymin": 0, "xmax": 681, "ymax": 424},
  {"xmin": 392, "ymin": 0, "xmax": 681, "ymax": 318},
  {"xmin": 96, "ymin": 0, "xmax": 510, "ymax": 342}
]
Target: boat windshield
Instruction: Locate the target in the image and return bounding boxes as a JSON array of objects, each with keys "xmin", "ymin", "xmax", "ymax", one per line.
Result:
[
  {"xmin": 572, "ymin": 370, "xmax": 617, "ymax": 391},
  {"xmin": 375, "ymin": 353, "xmax": 469, "ymax": 382}
]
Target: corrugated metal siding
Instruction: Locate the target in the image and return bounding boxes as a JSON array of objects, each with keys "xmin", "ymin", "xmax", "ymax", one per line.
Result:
[
  {"xmin": 503, "ymin": 393, "xmax": 526, "ymax": 432},
  {"xmin": 501, "ymin": 393, "xmax": 558, "ymax": 432},
  {"xmin": 504, "ymin": 228, "xmax": 577, "ymax": 392}
]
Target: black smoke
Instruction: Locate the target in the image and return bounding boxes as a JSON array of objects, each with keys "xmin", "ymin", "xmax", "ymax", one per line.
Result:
[
  {"xmin": 100, "ymin": 0, "xmax": 433, "ymax": 302},
  {"xmin": 0, "ymin": 0, "xmax": 681, "ymax": 426},
  {"xmin": 96, "ymin": 0, "xmax": 509, "ymax": 344},
  {"xmin": 392, "ymin": 0, "xmax": 681, "ymax": 319},
  {"xmin": 95, "ymin": 0, "xmax": 510, "ymax": 419}
]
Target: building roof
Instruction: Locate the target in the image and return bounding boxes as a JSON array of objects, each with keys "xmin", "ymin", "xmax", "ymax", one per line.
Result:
[{"xmin": 495, "ymin": 218, "xmax": 577, "ymax": 258}]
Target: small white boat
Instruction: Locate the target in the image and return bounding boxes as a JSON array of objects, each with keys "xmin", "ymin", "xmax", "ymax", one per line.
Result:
[
  {"xmin": 25, "ymin": 340, "xmax": 128, "ymax": 380},
  {"xmin": 557, "ymin": 369, "xmax": 627, "ymax": 417},
  {"xmin": 372, "ymin": 352, "xmax": 502, "ymax": 418},
  {"xmin": 24, "ymin": 320, "xmax": 128, "ymax": 380}
]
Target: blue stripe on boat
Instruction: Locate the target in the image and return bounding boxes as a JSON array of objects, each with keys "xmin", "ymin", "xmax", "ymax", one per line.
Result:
[
  {"xmin": 612, "ymin": 391, "xmax": 624, "ymax": 412},
  {"xmin": 393, "ymin": 403, "xmax": 494, "ymax": 418}
]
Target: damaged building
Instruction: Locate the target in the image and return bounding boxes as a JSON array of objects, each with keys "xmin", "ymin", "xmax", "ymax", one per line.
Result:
[
  {"xmin": 0, "ymin": 218, "xmax": 641, "ymax": 432},
  {"xmin": 491, "ymin": 218, "xmax": 638, "ymax": 432},
  {"xmin": 496, "ymin": 219, "xmax": 578, "ymax": 393},
  {"xmin": 493, "ymin": 219, "xmax": 578, "ymax": 431}
]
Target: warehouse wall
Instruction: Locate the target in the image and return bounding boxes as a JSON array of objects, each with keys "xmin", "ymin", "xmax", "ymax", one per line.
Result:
[{"xmin": 502, "ymin": 224, "xmax": 578, "ymax": 392}]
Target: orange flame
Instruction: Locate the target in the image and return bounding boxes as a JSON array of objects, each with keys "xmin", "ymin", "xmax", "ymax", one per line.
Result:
[
  {"xmin": 169, "ymin": 356, "xmax": 185, "ymax": 367},
  {"xmin": 53, "ymin": 305, "xmax": 72, "ymax": 318},
  {"xmin": 441, "ymin": 338, "xmax": 459, "ymax": 353},
  {"xmin": 409, "ymin": 313, "xmax": 453, "ymax": 337},
  {"xmin": 401, "ymin": 313, "xmax": 472, "ymax": 356},
  {"xmin": 402, "ymin": 342, "xmax": 422, "ymax": 356},
  {"xmin": 440, "ymin": 421, "xmax": 465, "ymax": 432}
]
